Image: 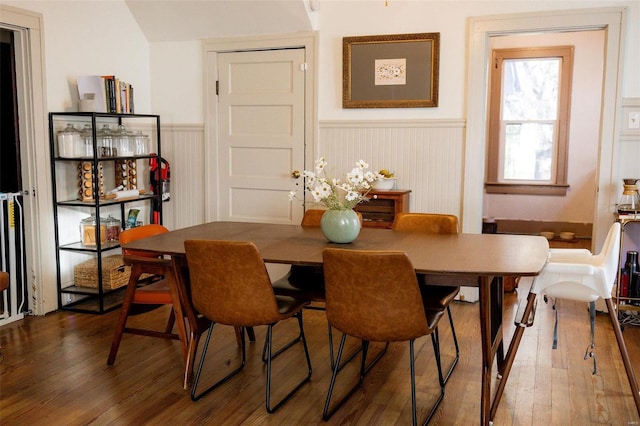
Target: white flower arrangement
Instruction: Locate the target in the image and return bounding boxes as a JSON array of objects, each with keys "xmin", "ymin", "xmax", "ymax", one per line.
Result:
[{"xmin": 289, "ymin": 157, "xmax": 380, "ymax": 210}]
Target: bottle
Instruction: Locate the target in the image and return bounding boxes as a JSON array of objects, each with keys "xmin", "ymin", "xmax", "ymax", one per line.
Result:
[
  {"xmin": 631, "ymin": 272, "xmax": 640, "ymax": 306},
  {"xmin": 626, "ymin": 251, "xmax": 640, "ymax": 306}
]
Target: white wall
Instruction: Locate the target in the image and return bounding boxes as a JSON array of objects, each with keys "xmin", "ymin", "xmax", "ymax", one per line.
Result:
[
  {"xmin": 148, "ymin": 1, "xmax": 640, "ymax": 124},
  {"xmin": 5, "ymin": 0, "xmax": 152, "ymax": 114},
  {"xmin": 7, "ymin": 1, "xmax": 639, "ymax": 121},
  {"xmin": 149, "ymin": 41, "xmax": 203, "ymax": 123},
  {"xmin": 484, "ymin": 30, "xmax": 604, "ymax": 223}
]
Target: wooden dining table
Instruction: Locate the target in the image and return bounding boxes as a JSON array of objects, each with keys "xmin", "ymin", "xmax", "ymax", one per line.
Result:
[{"xmin": 123, "ymin": 221, "xmax": 549, "ymax": 425}]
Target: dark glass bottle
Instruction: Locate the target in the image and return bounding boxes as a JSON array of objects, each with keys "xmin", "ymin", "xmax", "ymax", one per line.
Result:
[{"xmin": 626, "ymin": 251, "xmax": 640, "ymax": 306}]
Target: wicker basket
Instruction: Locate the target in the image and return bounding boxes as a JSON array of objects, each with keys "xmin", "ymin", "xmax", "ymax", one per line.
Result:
[{"xmin": 74, "ymin": 255, "xmax": 131, "ymax": 290}]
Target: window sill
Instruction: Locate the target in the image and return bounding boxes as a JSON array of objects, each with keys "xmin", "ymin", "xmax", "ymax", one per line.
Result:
[{"xmin": 485, "ymin": 182, "xmax": 568, "ymax": 196}]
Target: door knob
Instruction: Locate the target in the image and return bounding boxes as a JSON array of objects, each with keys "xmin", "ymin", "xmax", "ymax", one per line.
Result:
[{"xmin": 291, "ymin": 170, "xmax": 301, "ymax": 179}]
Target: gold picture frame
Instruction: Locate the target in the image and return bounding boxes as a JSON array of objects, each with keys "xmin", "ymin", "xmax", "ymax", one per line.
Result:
[{"xmin": 343, "ymin": 32, "xmax": 440, "ymax": 108}]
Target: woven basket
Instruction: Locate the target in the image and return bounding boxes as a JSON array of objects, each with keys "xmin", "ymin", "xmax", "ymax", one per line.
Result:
[{"xmin": 74, "ymin": 255, "xmax": 131, "ymax": 290}]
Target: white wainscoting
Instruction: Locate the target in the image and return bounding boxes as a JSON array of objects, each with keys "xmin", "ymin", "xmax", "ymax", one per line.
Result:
[
  {"xmin": 319, "ymin": 119, "xmax": 466, "ymax": 217},
  {"xmin": 160, "ymin": 124, "xmax": 206, "ymax": 230}
]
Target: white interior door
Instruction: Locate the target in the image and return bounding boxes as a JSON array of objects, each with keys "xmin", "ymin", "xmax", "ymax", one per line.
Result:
[{"xmin": 217, "ymin": 48, "xmax": 305, "ymax": 224}]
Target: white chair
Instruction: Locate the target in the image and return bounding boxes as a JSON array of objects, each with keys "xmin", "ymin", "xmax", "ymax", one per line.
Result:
[{"xmin": 530, "ymin": 222, "xmax": 639, "ymax": 414}]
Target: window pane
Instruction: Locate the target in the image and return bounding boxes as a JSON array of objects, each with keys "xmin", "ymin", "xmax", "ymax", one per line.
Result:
[
  {"xmin": 502, "ymin": 58, "xmax": 560, "ymax": 121},
  {"xmin": 503, "ymin": 122, "xmax": 554, "ymax": 181}
]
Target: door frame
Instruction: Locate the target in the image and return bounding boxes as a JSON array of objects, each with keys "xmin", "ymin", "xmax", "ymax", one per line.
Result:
[
  {"xmin": 202, "ymin": 32, "xmax": 318, "ymax": 222},
  {"xmin": 464, "ymin": 7, "xmax": 626, "ymax": 250},
  {"xmin": 1, "ymin": 5, "xmax": 54, "ymax": 314}
]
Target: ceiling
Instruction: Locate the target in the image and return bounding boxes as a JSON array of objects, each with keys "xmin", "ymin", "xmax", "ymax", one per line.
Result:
[{"xmin": 125, "ymin": 0, "xmax": 313, "ymax": 42}]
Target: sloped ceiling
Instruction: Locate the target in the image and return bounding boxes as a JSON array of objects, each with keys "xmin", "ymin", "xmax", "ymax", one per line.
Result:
[{"xmin": 125, "ymin": 0, "xmax": 313, "ymax": 42}]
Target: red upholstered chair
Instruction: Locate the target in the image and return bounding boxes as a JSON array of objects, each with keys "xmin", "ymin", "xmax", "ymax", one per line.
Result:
[
  {"xmin": 184, "ymin": 239, "xmax": 312, "ymax": 412},
  {"xmin": 392, "ymin": 212, "xmax": 461, "ymax": 384},
  {"xmin": 107, "ymin": 224, "xmax": 181, "ymax": 366},
  {"xmin": 322, "ymin": 248, "xmax": 446, "ymax": 425}
]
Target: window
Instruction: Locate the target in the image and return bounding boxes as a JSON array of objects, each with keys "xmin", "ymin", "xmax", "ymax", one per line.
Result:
[{"xmin": 485, "ymin": 46, "xmax": 574, "ymax": 195}]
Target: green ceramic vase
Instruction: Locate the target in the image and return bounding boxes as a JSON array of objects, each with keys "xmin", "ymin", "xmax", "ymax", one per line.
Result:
[{"xmin": 320, "ymin": 209, "xmax": 361, "ymax": 244}]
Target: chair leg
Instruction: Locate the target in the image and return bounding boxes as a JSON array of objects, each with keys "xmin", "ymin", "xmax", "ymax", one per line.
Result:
[
  {"xmin": 265, "ymin": 311, "xmax": 312, "ymax": 413},
  {"xmin": 437, "ymin": 305, "xmax": 460, "ymax": 384},
  {"xmin": 107, "ymin": 272, "xmax": 140, "ymax": 365},
  {"xmin": 191, "ymin": 324, "xmax": 246, "ymax": 401},
  {"xmin": 605, "ymin": 298, "xmax": 640, "ymax": 415},
  {"xmin": 183, "ymin": 322, "xmax": 210, "ymax": 390},
  {"xmin": 323, "ymin": 334, "xmax": 389, "ymax": 421},
  {"xmin": 419, "ymin": 337, "xmax": 446, "ymax": 426},
  {"xmin": 583, "ymin": 301, "xmax": 597, "ymax": 375},
  {"xmin": 164, "ymin": 309, "xmax": 176, "ymax": 334}
]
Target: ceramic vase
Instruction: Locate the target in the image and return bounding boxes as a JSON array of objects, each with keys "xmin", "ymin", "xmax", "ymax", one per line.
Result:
[{"xmin": 320, "ymin": 209, "xmax": 361, "ymax": 244}]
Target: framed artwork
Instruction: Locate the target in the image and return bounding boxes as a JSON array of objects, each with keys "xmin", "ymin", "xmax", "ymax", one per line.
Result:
[{"xmin": 343, "ymin": 32, "xmax": 440, "ymax": 108}]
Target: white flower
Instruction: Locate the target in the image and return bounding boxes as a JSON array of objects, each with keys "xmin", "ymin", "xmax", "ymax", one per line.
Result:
[{"xmin": 290, "ymin": 157, "xmax": 375, "ymax": 210}]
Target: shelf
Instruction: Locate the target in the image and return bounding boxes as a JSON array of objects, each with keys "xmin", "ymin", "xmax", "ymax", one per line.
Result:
[
  {"xmin": 60, "ymin": 284, "xmax": 124, "ymax": 296},
  {"xmin": 54, "ymin": 156, "xmax": 157, "ymax": 162},
  {"xmin": 59, "ymin": 241, "xmax": 121, "ymax": 252},
  {"xmin": 50, "ymin": 112, "xmax": 162, "ymax": 314},
  {"xmin": 57, "ymin": 194, "xmax": 158, "ymax": 207},
  {"xmin": 60, "ymin": 288, "xmax": 126, "ymax": 314}
]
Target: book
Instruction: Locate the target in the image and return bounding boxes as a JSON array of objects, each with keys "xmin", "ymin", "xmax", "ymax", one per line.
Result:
[{"xmin": 101, "ymin": 75, "xmax": 116, "ymax": 112}]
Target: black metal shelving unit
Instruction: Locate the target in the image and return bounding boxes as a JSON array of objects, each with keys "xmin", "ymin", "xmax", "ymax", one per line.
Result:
[{"xmin": 49, "ymin": 112, "xmax": 162, "ymax": 314}]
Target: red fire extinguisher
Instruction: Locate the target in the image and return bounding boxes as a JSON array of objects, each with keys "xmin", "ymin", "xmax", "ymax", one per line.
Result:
[{"xmin": 149, "ymin": 155, "xmax": 170, "ymax": 224}]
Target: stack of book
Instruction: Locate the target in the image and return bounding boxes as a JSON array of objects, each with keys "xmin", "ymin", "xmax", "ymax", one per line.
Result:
[{"xmin": 77, "ymin": 75, "xmax": 135, "ymax": 114}]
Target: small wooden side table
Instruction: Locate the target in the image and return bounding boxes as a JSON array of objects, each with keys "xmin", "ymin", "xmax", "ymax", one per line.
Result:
[{"xmin": 356, "ymin": 189, "xmax": 411, "ymax": 228}]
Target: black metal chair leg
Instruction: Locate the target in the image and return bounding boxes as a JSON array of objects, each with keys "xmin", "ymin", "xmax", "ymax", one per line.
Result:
[
  {"xmin": 416, "ymin": 337, "xmax": 446, "ymax": 426},
  {"xmin": 261, "ymin": 316, "xmax": 305, "ymax": 363},
  {"xmin": 266, "ymin": 311, "xmax": 313, "ymax": 413},
  {"xmin": 191, "ymin": 324, "xmax": 246, "ymax": 401},
  {"xmin": 323, "ymin": 334, "xmax": 389, "ymax": 421},
  {"xmin": 443, "ymin": 306, "xmax": 460, "ymax": 383}
]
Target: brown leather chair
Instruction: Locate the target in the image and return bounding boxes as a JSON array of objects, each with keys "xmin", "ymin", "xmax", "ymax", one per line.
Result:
[
  {"xmin": 322, "ymin": 248, "xmax": 446, "ymax": 425},
  {"xmin": 392, "ymin": 212, "xmax": 461, "ymax": 384},
  {"xmin": 184, "ymin": 239, "xmax": 312, "ymax": 412}
]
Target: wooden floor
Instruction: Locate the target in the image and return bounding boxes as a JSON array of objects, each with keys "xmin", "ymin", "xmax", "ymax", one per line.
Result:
[{"xmin": 1, "ymin": 278, "xmax": 639, "ymax": 425}]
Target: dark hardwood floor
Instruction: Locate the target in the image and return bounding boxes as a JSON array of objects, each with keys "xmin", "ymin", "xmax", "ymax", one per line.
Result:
[{"xmin": 1, "ymin": 278, "xmax": 639, "ymax": 425}]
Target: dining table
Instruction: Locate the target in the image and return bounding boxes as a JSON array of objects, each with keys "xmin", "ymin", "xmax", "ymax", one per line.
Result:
[{"xmin": 123, "ymin": 221, "xmax": 549, "ymax": 425}]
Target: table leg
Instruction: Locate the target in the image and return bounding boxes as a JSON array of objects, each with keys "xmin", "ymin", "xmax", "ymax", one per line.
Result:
[
  {"xmin": 605, "ymin": 298, "xmax": 640, "ymax": 415},
  {"xmin": 479, "ymin": 275, "xmax": 495, "ymax": 425},
  {"xmin": 166, "ymin": 261, "xmax": 189, "ymax": 364},
  {"xmin": 490, "ymin": 290, "xmax": 537, "ymax": 420}
]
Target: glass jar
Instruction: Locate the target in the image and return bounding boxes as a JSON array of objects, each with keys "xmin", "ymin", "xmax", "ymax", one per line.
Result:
[
  {"xmin": 618, "ymin": 179, "xmax": 640, "ymax": 213},
  {"xmin": 79, "ymin": 214, "xmax": 106, "ymax": 246},
  {"xmin": 97, "ymin": 124, "xmax": 114, "ymax": 158},
  {"xmin": 114, "ymin": 124, "xmax": 133, "ymax": 157},
  {"xmin": 80, "ymin": 124, "xmax": 94, "ymax": 157},
  {"xmin": 57, "ymin": 123, "xmax": 82, "ymax": 157},
  {"xmin": 133, "ymin": 131, "xmax": 149, "ymax": 155},
  {"xmin": 104, "ymin": 215, "xmax": 122, "ymax": 242}
]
